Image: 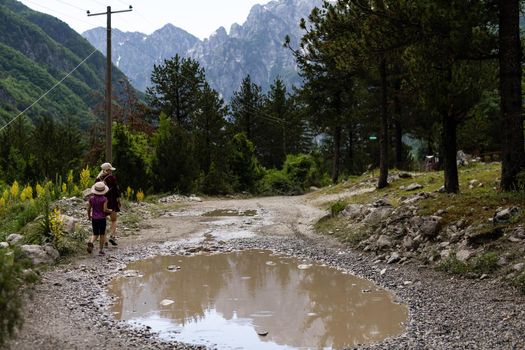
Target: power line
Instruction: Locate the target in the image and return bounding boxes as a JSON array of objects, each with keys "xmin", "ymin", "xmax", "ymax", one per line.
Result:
[
  {"xmin": 0, "ymin": 49, "xmax": 98, "ymax": 133},
  {"xmin": 22, "ymin": 0, "xmax": 104, "ymax": 27},
  {"xmin": 52, "ymin": 0, "xmax": 84, "ymax": 12}
]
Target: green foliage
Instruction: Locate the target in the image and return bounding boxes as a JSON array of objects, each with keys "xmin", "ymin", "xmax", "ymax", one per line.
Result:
[
  {"xmin": 152, "ymin": 114, "xmax": 198, "ymax": 194},
  {"xmin": 228, "ymin": 133, "xmax": 264, "ymax": 193},
  {"xmin": 112, "ymin": 123, "xmax": 150, "ymax": 191},
  {"xmin": 283, "ymin": 154, "xmax": 323, "ymax": 190},
  {"xmin": 200, "ymin": 162, "xmax": 233, "ymax": 195},
  {"xmin": 471, "ymin": 252, "xmax": 500, "ymax": 275},
  {"xmin": 439, "ymin": 252, "xmax": 500, "ymax": 277},
  {"xmin": 146, "ymin": 54, "xmax": 205, "ymax": 128},
  {"xmin": 257, "ymin": 169, "xmax": 300, "ymax": 195},
  {"xmin": 0, "ymin": 249, "xmax": 24, "ymax": 347},
  {"xmin": 438, "ymin": 254, "xmax": 471, "ymax": 275},
  {"xmin": 330, "ymin": 200, "xmax": 346, "ymax": 217}
]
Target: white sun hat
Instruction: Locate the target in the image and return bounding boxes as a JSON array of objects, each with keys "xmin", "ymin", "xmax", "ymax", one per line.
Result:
[
  {"xmin": 91, "ymin": 181, "xmax": 109, "ymax": 195},
  {"xmin": 101, "ymin": 162, "xmax": 116, "ymax": 171}
]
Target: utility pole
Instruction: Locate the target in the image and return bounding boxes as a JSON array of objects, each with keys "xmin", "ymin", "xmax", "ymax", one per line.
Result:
[{"xmin": 87, "ymin": 5, "xmax": 132, "ymax": 163}]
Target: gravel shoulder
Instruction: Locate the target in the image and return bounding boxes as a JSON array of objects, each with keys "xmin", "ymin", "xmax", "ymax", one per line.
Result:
[{"xmin": 7, "ymin": 194, "xmax": 525, "ymax": 350}]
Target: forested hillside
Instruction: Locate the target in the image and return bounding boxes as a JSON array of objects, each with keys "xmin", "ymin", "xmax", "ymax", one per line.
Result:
[
  {"xmin": 0, "ymin": 0, "xmax": 133, "ymax": 181},
  {"xmin": 0, "ymin": 0, "xmax": 129, "ymax": 127}
]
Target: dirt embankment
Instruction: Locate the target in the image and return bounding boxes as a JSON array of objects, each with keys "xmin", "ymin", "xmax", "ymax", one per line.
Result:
[{"xmin": 7, "ymin": 191, "xmax": 525, "ymax": 350}]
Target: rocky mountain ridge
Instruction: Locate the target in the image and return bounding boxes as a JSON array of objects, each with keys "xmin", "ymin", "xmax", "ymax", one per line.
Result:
[{"xmin": 83, "ymin": 0, "xmax": 323, "ymax": 99}]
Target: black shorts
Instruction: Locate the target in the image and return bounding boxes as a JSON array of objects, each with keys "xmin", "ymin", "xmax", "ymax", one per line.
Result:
[{"xmin": 92, "ymin": 218, "xmax": 107, "ymax": 236}]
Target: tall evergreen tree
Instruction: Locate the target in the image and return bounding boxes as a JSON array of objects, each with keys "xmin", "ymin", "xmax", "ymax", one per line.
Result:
[
  {"xmin": 194, "ymin": 83, "xmax": 229, "ymax": 173},
  {"xmin": 146, "ymin": 54, "xmax": 205, "ymax": 128},
  {"xmin": 498, "ymin": 0, "xmax": 525, "ymax": 190},
  {"xmin": 230, "ymin": 75, "xmax": 263, "ymax": 141}
]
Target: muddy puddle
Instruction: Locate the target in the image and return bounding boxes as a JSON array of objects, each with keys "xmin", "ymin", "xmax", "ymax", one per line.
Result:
[
  {"xmin": 202, "ymin": 209, "xmax": 257, "ymax": 217},
  {"xmin": 109, "ymin": 250, "xmax": 407, "ymax": 349}
]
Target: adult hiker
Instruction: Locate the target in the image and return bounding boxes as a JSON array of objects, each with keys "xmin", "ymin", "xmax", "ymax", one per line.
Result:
[{"xmin": 96, "ymin": 162, "xmax": 121, "ymax": 246}]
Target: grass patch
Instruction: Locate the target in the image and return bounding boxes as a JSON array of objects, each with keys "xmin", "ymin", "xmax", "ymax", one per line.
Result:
[{"xmin": 439, "ymin": 251, "xmax": 500, "ymax": 277}]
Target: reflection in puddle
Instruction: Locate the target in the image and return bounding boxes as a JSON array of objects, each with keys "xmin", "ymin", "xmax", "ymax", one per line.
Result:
[
  {"xmin": 109, "ymin": 250, "xmax": 407, "ymax": 349},
  {"xmin": 202, "ymin": 209, "xmax": 257, "ymax": 217}
]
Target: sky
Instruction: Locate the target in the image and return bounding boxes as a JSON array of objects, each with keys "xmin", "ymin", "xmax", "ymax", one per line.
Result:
[{"xmin": 17, "ymin": 0, "xmax": 268, "ymax": 39}]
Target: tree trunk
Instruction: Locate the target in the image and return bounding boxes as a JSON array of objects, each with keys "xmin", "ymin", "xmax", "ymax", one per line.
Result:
[
  {"xmin": 443, "ymin": 113, "xmax": 459, "ymax": 193},
  {"xmin": 332, "ymin": 125, "xmax": 342, "ymax": 183},
  {"xmin": 499, "ymin": 0, "xmax": 525, "ymax": 191},
  {"xmin": 347, "ymin": 122, "xmax": 354, "ymax": 173},
  {"xmin": 378, "ymin": 59, "xmax": 389, "ymax": 189},
  {"xmin": 394, "ymin": 119, "xmax": 403, "ymax": 169},
  {"xmin": 393, "ymin": 79, "xmax": 403, "ymax": 169}
]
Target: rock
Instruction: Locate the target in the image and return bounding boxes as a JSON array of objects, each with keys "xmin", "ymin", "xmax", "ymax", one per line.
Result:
[
  {"xmin": 380, "ymin": 268, "xmax": 387, "ymax": 275},
  {"xmin": 456, "ymin": 249, "xmax": 473, "ymax": 262},
  {"xmin": 400, "ymin": 192, "xmax": 430, "ymax": 205},
  {"xmin": 0, "ymin": 242, "xmax": 9, "ymax": 249},
  {"xmin": 440, "ymin": 249, "xmax": 451, "ymax": 260},
  {"xmin": 493, "ymin": 207, "xmax": 520, "ymax": 223},
  {"xmin": 512, "ymin": 263, "xmax": 525, "ymax": 272},
  {"xmin": 497, "ymin": 256, "xmax": 508, "ymax": 267},
  {"xmin": 398, "ymin": 172, "xmax": 413, "ymax": 179},
  {"xmin": 438, "ymin": 186, "xmax": 446, "ymax": 193},
  {"xmin": 167, "ymin": 265, "xmax": 181, "ymax": 271},
  {"xmin": 372, "ymin": 199, "xmax": 392, "ymax": 207},
  {"xmin": 511, "ymin": 226, "xmax": 525, "ymax": 239},
  {"xmin": 403, "ymin": 236, "xmax": 417, "ymax": 250},
  {"xmin": 341, "ymin": 204, "xmax": 369, "ymax": 220},
  {"xmin": 376, "ymin": 235, "xmax": 392, "ymax": 249},
  {"xmin": 363, "ymin": 207, "xmax": 394, "ymax": 226},
  {"xmin": 405, "ymin": 183, "xmax": 423, "ymax": 191},
  {"xmin": 468, "ymin": 179, "xmax": 479, "ymax": 187},
  {"xmin": 82, "ymin": 188, "xmax": 92, "ymax": 201},
  {"xmin": 160, "ymin": 299, "xmax": 175, "ymax": 306},
  {"xmin": 467, "ymin": 226, "xmax": 504, "ymax": 245},
  {"xmin": 387, "ymin": 252, "xmax": 401, "ymax": 264},
  {"xmin": 20, "ymin": 244, "xmax": 59, "ymax": 265},
  {"xmin": 7, "ymin": 233, "xmax": 23, "ymax": 245},
  {"xmin": 61, "ymin": 215, "xmax": 79, "ymax": 234},
  {"xmin": 189, "ymin": 196, "xmax": 202, "ymax": 202},
  {"xmin": 417, "ymin": 216, "xmax": 442, "ymax": 238},
  {"xmin": 309, "ymin": 186, "xmax": 319, "ymax": 191}
]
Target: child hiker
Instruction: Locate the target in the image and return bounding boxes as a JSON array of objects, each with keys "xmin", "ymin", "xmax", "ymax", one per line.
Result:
[{"xmin": 87, "ymin": 181, "xmax": 113, "ymax": 255}]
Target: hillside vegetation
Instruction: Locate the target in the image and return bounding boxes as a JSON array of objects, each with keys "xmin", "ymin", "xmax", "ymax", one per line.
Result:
[
  {"xmin": 316, "ymin": 162, "xmax": 525, "ymax": 293},
  {"xmin": 0, "ymin": 0, "xmax": 129, "ymax": 128}
]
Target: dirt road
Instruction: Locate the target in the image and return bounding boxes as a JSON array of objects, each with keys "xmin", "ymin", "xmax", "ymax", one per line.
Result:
[{"xmin": 7, "ymin": 194, "xmax": 525, "ymax": 350}]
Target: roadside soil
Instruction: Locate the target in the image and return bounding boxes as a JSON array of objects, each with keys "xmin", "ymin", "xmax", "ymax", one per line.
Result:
[{"xmin": 6, "ymin": 193, "xmax": 525, "ymax": 350}]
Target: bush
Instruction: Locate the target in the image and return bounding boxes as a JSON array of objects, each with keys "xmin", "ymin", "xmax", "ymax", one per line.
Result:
[
  {"xmin": 330, "ymin": 201, "xmax": 347, "ymax": 217},
  {"xmin": 283, "ymin": 154, "xmax": 322, "ymax": 190},
  {"xmin": 471, "ymin": 252, "xmax": 499, "ymax": 274},
  {"xmin": 258, "ymin": 169, "xmax": 301, "ymax": 195},
  {"xmin": 439, "ymin": 254, "xmax": 470, "ymax": 275},
  {"xmin": 200, "ymin": 162, "xmax": 233, "ymax": 195},
  {"xmin": 0, "ymin": 249, "xmax": 24, "ymax": 347}
]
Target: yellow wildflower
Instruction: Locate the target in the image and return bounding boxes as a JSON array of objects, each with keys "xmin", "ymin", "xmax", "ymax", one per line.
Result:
[
  {"xmin": 80, "ymin": 166, "xmax": 91, "ymax": 189},
  {"xmin": 136, "ymin": 190, "xmax": 145, "ymax": 202},
  {"xmin": 10, "ymin": 181, "xmax": 19, "ymax": 199},
  {"xmin": 36, "ymin": 183, "xmax": 45, "ymax": 198}
]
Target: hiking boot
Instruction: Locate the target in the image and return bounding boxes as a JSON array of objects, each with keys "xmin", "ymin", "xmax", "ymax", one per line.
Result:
[
  {"xmin": 87, "ymin": 242, "xmax": 94, "ymax": 254},
  {"xmin": 109, "ymin": 236, "xmax": 118, "ymax": 246},
  {"xmin": 99, "ymin": 250, "xmax": 105, "ymax": 255}
]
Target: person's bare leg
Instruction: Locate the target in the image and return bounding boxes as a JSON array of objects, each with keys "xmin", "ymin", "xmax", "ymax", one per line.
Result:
[
  {"xmin": 99, "ymin": 234, "xmax": 106, "ymax": 254},
  {"xmin": 109, "ymin": 212, "xmax": 118, "ymax": 245}
]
